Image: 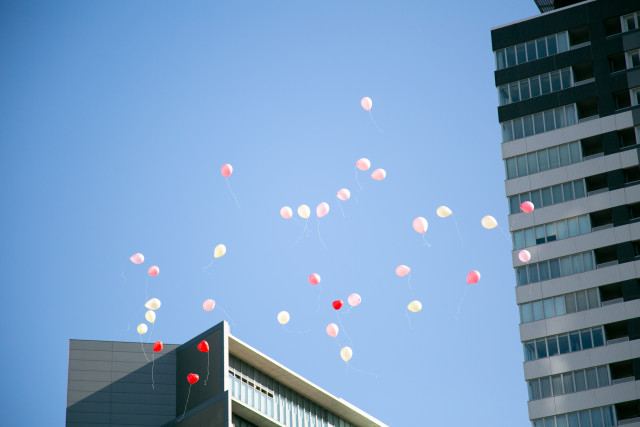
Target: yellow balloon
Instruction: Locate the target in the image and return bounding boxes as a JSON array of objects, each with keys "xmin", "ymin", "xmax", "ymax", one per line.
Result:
[
  {"xmin": 407, "ymin": 300, "xmax": 422, "ymax": 313},
  {"xmin": 214, "ymin": 244, "xmax": 226, "ymax": 259},
  {"xmin": 144, "ymin": 298, "xmax": 161, "ymax": 310},
  {"xmin": 137, "ymin": 323, "xmax": 148, "ymax": 335},
  {"xmin": 340, "ymin": 346, "xmax": 353, "ymax": 362},
  {"xmin": 297, "ymin": 204, "xmax": 310, "ymax": 219},
  {"xmin": 277, "ymin": 311, "xmax": 290, "ymax": 325},
  {"xmin": 145, "ymin": 310, "xmax": 156, "ymax": 324},
  {"xmin": 481, "ymin": 215, "xmax": 498, "ymax": 229},
  {"xmin": 436, "ymin": 206, "xmax": 452, "ymax": 218}
]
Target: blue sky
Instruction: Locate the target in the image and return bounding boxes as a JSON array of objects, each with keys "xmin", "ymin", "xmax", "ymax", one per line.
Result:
[{"xmin": 0, "ymin": 1, "xmax": 541, "ymax": 425}]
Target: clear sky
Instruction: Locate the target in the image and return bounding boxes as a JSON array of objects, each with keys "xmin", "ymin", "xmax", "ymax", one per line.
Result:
[{"xmin": 0, "ymin": 1, "xmax": 542, "ymax": 425}]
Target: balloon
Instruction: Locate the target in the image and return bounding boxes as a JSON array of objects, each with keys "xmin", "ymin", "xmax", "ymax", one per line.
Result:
[
  {"xmin": 407, "ymin": 300, "xmax": 422, "ymax": 313},
  {"xmin": 520, "ymin": 201, "xmax": 535, "ymax": 213},
  {"xmin": 436, "ymin": 206, "xmax": 452, "ymax": 218},
  {"xmin": 481, "ymin": 216, "xmax": 498, "ymax": 229},
  {"xmin": 340, "ymin": 346, "xmax": 353, "ymax": 362},
  {"xmin": 202, "ymin": 299, "xmax": 215, "ymax": 311},
  {"xmin": 277, "ymin": 311, "xmax": 290, "ymax": 325},
  {"xmin": 316, "ymin": 202, "xmax": 330, "ymax": 218},
  {"xmin": 371, "ymin": 169, "xmax": 386, "ymax": 181},
  {"xmin": 145, "ymin": 298, "xmax": 161, "ymax": 310},
  {"xmin": 187, "ymin": 373, "xmax": 199, "ymax": 385},
  {"xmin": 197, "ymin": 340, "xmax": 209, "ymax": 353},
  {"xmin": 336, "ymin": 189, "xmax": 351, "ymax": 201},
  {"xmin": 467, "ymin": 270, "xmax": 481, "ymax": 285},
  {"xmin": 356, "ymin": 158, "xmax": 371, "ymax": 171},
  {"xmin": 297, "ymin": 204, "xmax": 310, "ymax": 219},
  {"xmin": 308, "ymin": 273, "xmax": 321, "ymax": 286},
  {"xmin": 129, "ymin": 253, "xmax": 144, "ymax": 264},
  {"xmin": 519, "ymin": 250, "xmax": 531, "ymax": 263},
  {"xmin": 326, "ymin": 323, "xmax": 339, "ymax": 337},
  {"xmin": 137, "ymin": 323, "xmax": 148, "ymax": 334},
  {"xmin": 413, "ymin": 217, "xmax": 428, "ymax": 234},
  {"xmin": 153, "ymin": 341, "xmax": 163, "ymax": 352},
  {"xmin": 280, "ymin": 206, "xmax": 293, "ymax": 219},
  {"xmin": 145, "ymin": 310, "xmax": 156, "ymax": 324},
  {"xmin": 332, "ymin": 300, "xmax": 343, "ymax": 310},
  {"xmin": 148, "ymin": 266, "xmax": 159, "ymax": 277},
  {"xmin": 360, "ymin": 97, "xmax": 372, "ymax": 112},
  {"xmin": 214, "ymin": 244, "xmax": 226, "ymax": 259},
  {"xmin": 396, "ymin": 265, "xmax": 411, "ymax": 277},
  {"xmin": 347, "ymin": 293, "xmax": 361, "ymax": 307},
  {"xmin": 221, "ymin": 164, "xmax": 233, "ymax": 178}
]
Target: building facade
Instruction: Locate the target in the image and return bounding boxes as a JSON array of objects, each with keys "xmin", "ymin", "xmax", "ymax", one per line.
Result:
[
  {"xmin": 491, "ymin": 0, "xmax": 640, "ymax": 425},
  {"xmin": 66, "ymin": 321, "xmax": 386, "ymax": 426}
]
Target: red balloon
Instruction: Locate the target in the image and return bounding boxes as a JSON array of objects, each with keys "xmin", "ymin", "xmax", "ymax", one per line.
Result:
[
  {"xmin": 332, "ymin": 300, "xmax": 343, "ymax": 310},
  {"xmin": 197, "ymin": 340, "xmax": 209, "ymax": 353},
  {"xmin": 187, "ymin": 373, "xmax": 199, "ymax": 384},
  {"xmin": 153, "ymin": 341, "xmax": 163, "ymax": 352}
]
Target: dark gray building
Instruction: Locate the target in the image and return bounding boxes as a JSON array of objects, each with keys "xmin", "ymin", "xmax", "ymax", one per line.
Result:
[
  {"xmin": 491, "ymin": 0, "xmax": 640, "ymax": 425},
  {"xmin": 66, "ymin": 321, "xmax": 386, "ymax": 426}
]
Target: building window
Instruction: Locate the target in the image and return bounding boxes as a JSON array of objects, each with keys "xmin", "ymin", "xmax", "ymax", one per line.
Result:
[
  {"xmin": 626, "ymin": 49, "xmax": 640, "ymax": 69},
  {"xmin": 516, "ymin": 251, "xmax": 594, "ymax": 287},
  {"xmin": 532, "ymin": 406, "xmax": 616, "ymax": 427},
  {"xmin": 512, "ymin": 215, "xmax": 590, "ymax": 249},
  {"xmin": 622, "ymin": 12, "xmax": 640, "ymax": 33},
  {"xmin": 520, "ymin": 288, "xmax": 600, "ymax": 324},
  {"xmin": 527, "ymin": 365, "xmax": 611, "ymax": 401},
  {"xmin": 498, "ymin": 68, "xmax": 574, "ymax": 106},
  {"xmin": 508, "ymin": 179, "xmax": 585, "ymax": 214},
  {"xmin": 494, "ymin": 32, "xmax": 569, "ymax": 70},
  {"xmin": 631, "ymin": 88, "xmax": 640, "ymax": 106},
  {"xmin": 505, "ymin": 141, "xmax": 582, "ymax": 179},
  {"xmin": 501, "ymin": 104, "xmax": 577, "ymax": 142}
]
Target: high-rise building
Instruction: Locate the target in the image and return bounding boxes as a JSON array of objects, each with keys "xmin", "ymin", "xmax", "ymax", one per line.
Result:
[
  {"xmin": 66, "ymin": 321, "xmax": 386, "ymax": 426},
  {"xmin": 491, "ymin": 0, "xmax": 640, "ymax": 425}
]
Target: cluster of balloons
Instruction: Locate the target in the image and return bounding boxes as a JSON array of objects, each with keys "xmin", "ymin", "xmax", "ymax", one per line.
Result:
[
  {"xmin": 128, "ymin": 253, "xmax": 163, "ymax": 336},
  {"xmin": 355, "ymin": 157, "xmax": 386, "ymax": 181}
]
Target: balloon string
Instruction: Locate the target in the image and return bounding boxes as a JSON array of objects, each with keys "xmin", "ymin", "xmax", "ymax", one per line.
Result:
[
  {"xmin": 421, "ymin": 234, "xmax": 432, "ymax": 248},
  {"xmin": 145, "ymin": 277, "xmax": 149, "ymax": 304},
  {"xmin": 337, "ymin": 198, "xmax": 346, "ymax": 218},
  {"xmin": 225, "ymin": 178, "xmax": 240, "ymax": 209},
  {"xmin": 292, "ymin": 218, "xmax": 309, "ymax": 246},
  {"xmin": 336, "ymin": 312, "xmax": 353, "ymax": 347},
  {"xmin": 178, "ymin": 384, "xmax": 192, "ymax": 422},
  {"xmin": 368, "ymin": 111, "xmax": 384, "ymax": 133},
  {"xmin": 454, "ymin": 286, "xmax": 469, "ymax": 320},
  {"xmin": 151, "ymin": 352, "xmax": 155, "ymax": 390},
  {"xmin": 202, "ymin": 259, "xmax": 215, "ymax": 274},
  {"xmin": 140, "ymin": 334, "xmax": 150, "ymax": 362},
  {"xmin": 146, "ymin": 322, "xmax": 155, "ymax": 344},
  {"xmin": 405, "ymin": 309, "xmax": 412, "ymax": 329},
  {"xmin": 204, "ymin": 352, "xmax": 210, "ymax": 386},
  {"xmin": 317, "ymin": 220, "xmax": 328, "ymax": 250},
  {"xmin": 121, "ymin": 272, "xmax": 127, "ymax": 283},
  {"xmin": 347, "ymin": 361, "xmax": 379, "ymax": 379},
  {"xmin": 452, "ymin": 214, "xmax": 464, "ymax": 248},
  {"xmin": 354, "ymin": 166, "xmax": 363, "ymax": 190},
  {"xmin": 217, "ymin": 304, "xmax": 236, "ymax": 328},
  {"xmin": 407, "ymin": 273, "xmax": 413, "ymax": 291},
  {"xmin": 498, "ymin": 225, "xmax": 513, "ymax": 243}
]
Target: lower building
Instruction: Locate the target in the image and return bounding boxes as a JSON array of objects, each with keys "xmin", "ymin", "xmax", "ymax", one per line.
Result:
[{"xmin": 66, "ymin": 321, "xmax": 386, "ymax": 426}]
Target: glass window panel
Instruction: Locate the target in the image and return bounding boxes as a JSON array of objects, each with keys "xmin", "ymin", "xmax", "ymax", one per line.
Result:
[
  {"xmin": 520, "ymin": 79, "xmax": 531, "ymax": 100},
  {"xmin": 576, "ymin": 291, "xmax": 588, "ymax": 311},
  {"xmin": 565, "ymin": 104, "xmax": 577, "ymax": 126},
  {"xmin": 554, "ymin": 296, "xmax": 566, "ymax": 315},
  {"xmin": 579, "ymin": 411, "xmax": 591, "ymax": 427},
  {"xmin": 524, "ymin": 154, "xmax": 537, "ymax": 175},
  {"xmin": 569, "ymin": 141, "xmax": 580, "ymax": 162},
  {"xmin": 539, "ymin": 262, "xmax": 550, "ymax": 281},
  {"xmin": 552, "ymin": 185, "xmax": 564, "ymax": 204},
  {"xmin": 548, "ymin": 147, "xmax": 559, "ymax": 168},
  {"xmin": 540, "ymin": 377, "xmax": 551, "ymax": 398},
  {"xmin": 551, "ymin": 375, "xmax": 563, "ymax": 395},
  {"xmin": 557, "ymin": 416, "xmax": 568, "ymax": 427},
  {"xmin": 560, "ymin": 257, "xmax": 572, "ymax": 276},
  {"xmin": 573, "ymin": 180, "xmax": 585, "ymax": 198},
  {"xmin": 602, "ymin": 406, "xmax": 614, "ymax": 427},
  {"xmin": 543, "ymin": 298, "xmax": 555, "ymax": 318},
  {"xmin": 536, "ymin": 225, "xmax": 546, "ymax": 244},
  {"xmin": 510, "ymin": 196, "xmax": 520, "ymax": 214},
  {"xmin": 545, "ymin": 417, "xmax": 556, "ymax": 427},
  {"xmin": 585, "ymin": 368, "xmax": 597, "ymax": 389},
  {"xmin": 558, "ymin": 145, "xmax": 570, "ymax": 166},
  {"xmin": 570, "ymin": 332, "xmax": 582, "ymax": 351},
  {"xmin": 547, "ymin": 35, "xmax": 558, "ymax": 55},
  {"xmin": 592, "ymin": 327, "xmax": 604, "ymax": 347},
  {"xmin": 567, "ymin": 218, "xmax": 578, "ymax": 237},
  {"xmin": 568, "ymin": 413, "xmax": 580, "ymax": 427},
  {"xmin": 516, "ymin": 155, "xmax": 528, "ymax": 177},
  {"xmin": 531, "ymin": 77, "xmax": 541, "ymax": 97},
  {"xmin": 557, "ymin": 220, "xmax": 568, "ymax": 239},
  {"xmin": 530, "ymin": 379, "xmax": 541, "ymax": 400},
  {"xmin": 529, "ymin": 263, "xmax": 539, "ymax": 283},
  {"xmin": 532, "ymin": 300, "xmax": 544, "ymax": 320},
  {"xmin": 521, "ymin": 303, "xmax": 533, "ymax": 323},
  {"xmin": 510, "ymin": 83, "xmax": 520, "ymax": 103},
  {"xmin": 544, "ymin": 110, "xmax": 555, "ymax": 132},
  {"xmin": 558, "ymin": 334, "xmax": 570, "ymax": 353},
  {"xmin": 538, "ymin": 150, "xmax": 549, "ymax": 171},
  {"xmin": 547, "ymin": 336, "xmax": 559, "ymax": 356},
  {"xmin": 551, "ymin": 71, "xmax": 561, "ymax": 91},
  {"xmin": 572, "ymin": 254, "xmax": 583, "ymax": 274},
  {"xmin": 549, "ymin": 259, "xmax": 561, "ymax": 279},
  {"xmin": 525, "ymin": 341, "xmax": 536, "ymax": 359},
  {"xmin": 583, "ymin": 252, "xmax": 594, "ymax": 270},
  {"xmin": 587, "ymin": 288, "xmax": 598, "ymax": 308},
  {"xmin": 597, "ymin": 366, "xmax": 609, "ymax": 386},
  {"xmin": 562, "ymin": 373, "xmax": 574, "ymax": 394},
  {"xmin": 537, "ymin": 38, "xmax": 548, "ymax": 58},
  {"xmin": 631, "ymin": 51, "xmax": 640, "ymax": 68},
  {"xmin": 516, "ymin": 44, "xmax": 527, "ymax": 64},
  {"xmin": 546, "ymin": 223, "xmax": 556, "ymax": 241},
  {"xmin": 541, "ymin": 74, "xmax": 551, "ymax": 94},
  {"xmin": 555, "ymin": 107, "xmax": 567, "ymax": 128},
  {"xmin": 514, "ymin": 230, "xmax": 524, "ymax": 249},
  {"xmin": 581, "ymin": 330, "xmax": 593, "ymax": 349},
  {"xmin": 513, "ymin": 118, "xmax": 524, "ymax": 139},
  {"xmin": 591, "ymin": 409, "xmax": 604, "ymax": 427},
  {"xmin": 525, "ymin": 228, "xmax": 535, "ymax": 247},
  {"xmin": 563, "ymin": 182, "xmax": 574, "ymax": 201},
  {"xmin": 517, "ymin": 266, "xmax": 528, "ymax": 286},
  {"xmin": 565, "ymin": 294, "xmax": 577, "ymax": 313},
  {"xmin": 536, "ymin": 339, "xmax": 548, "ymax": 358},
  {"xmin": 561, "ymin": 69, "xmax": 572, "ymax": 88},
  {"xmin": 624, "ymin": 14, "xmax": 637, "ymax": 31},
  {"xmin": 574, "ymin": 371, "xmax": 586, "ymax": 391},
  {"xmin": 557, "ymin": 32, "xmax": 569, "ymax": 52},
  {"xmin": 499, "ymin": 86, "xmax": 510, "ymax": 105},
  {"xmin": 530, "ymin": 190, "xmax": 542, "ymax": 210},
  {"xmin": 502, "ymin": 121, "xmax": 513, "ymax": 142},
  {"xmin": 524, "ymin": 116, "xmax": 534, "ymax": 137},
  {"xmin": 578, "ymin": 215, "xmax": 590, "ymax": 234},
  {"xmin": 525, "ymin": 41, "xmax": 537, "ymax": 61},
  {"xmin": 541, "ymin": 187, "xmax": 552, "ymax": 206},
  {"xmin": 506, "ymin": 158, "xmax": 517, "ymax": 179},
  {"xmin": 534, "ymin": 420, "xmax": 545, "ymax": 427}
]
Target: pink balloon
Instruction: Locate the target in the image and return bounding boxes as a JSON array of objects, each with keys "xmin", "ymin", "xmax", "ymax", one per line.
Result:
[
  {"xmin": 467, "ymin": 270, "xmax": 481, "ymax": 285},
  {"xmin": 203, "ymin": 299, "xmax": 215, "ymax": 311},
  {"xmin": 371, "ymin": 169, "xmax": 386, "ymax": 181},
  {"xmin": 413, "ymin": 217, "xmax": 428, "ymax": 234},
  {"xmin": 316, "ymin": 202, "xmax": 330, "ymax": 218},
  {"xmin": 129, "ymin": 253, "xmax": 144, "ymax": 265},
  {"xmin": 520, "ymin": 201, "xmax": 534, "ymax": 213},
  {"xmin": 356, "ymin": 158, "xmax": 371, "ymax": 171},
  {"xmin": 326, "ymin": 323, "xmax": 339, "ymax": 338},
  {"xmin": 280, "ymin": 206, "xmax": 292, "ymax": 219},
  {"xmin": 148, "ymin": 266, "xmax": 159, "ymax": 277},
  {"xmin": 336, "ymin": 188, "xmax": 351, "ymax": 201},
  {"xmin": 221, "ymin": 164, "xmax": 233, "ymax": 178},
  {"xmin": 308, "ymin": 273, "xmax": 321, "ymax": 286},
  {"xmin": 518, "ymin": 250, "xmax": 531, "ymax": 263},
  {"xmin": 347, "ymin": 293, "xmax": 361, "ymax": 307},
  {"xmin": 360, "ymin": 97, "xmax": 372, "ymax": 112},
  {"xmin": 396, "ymin": 265, "xmax": 411, "ymax": 277}
]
